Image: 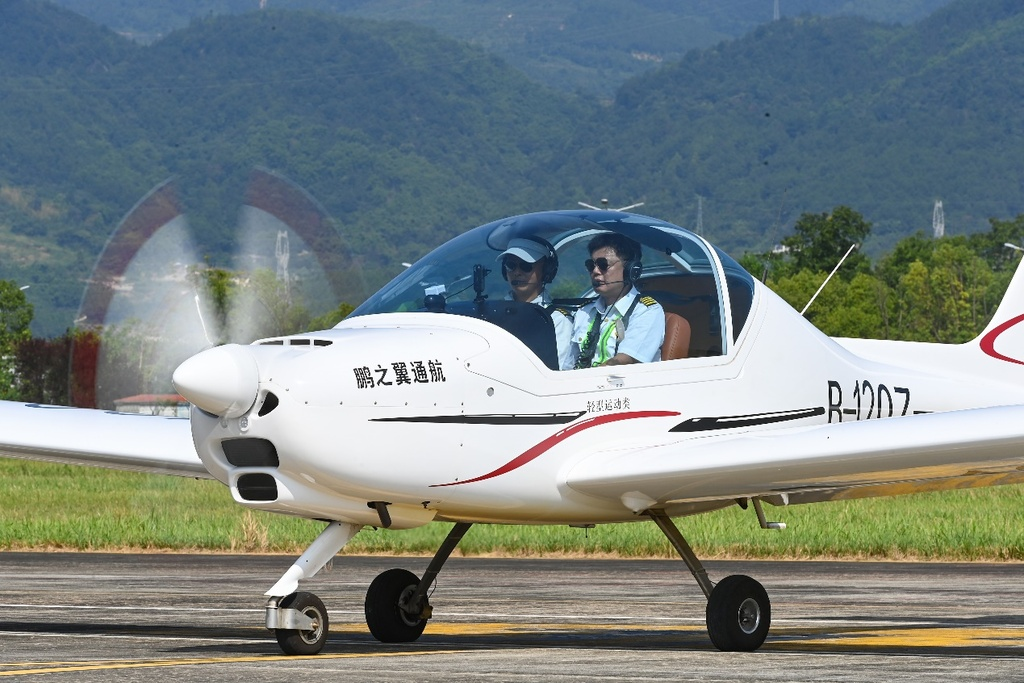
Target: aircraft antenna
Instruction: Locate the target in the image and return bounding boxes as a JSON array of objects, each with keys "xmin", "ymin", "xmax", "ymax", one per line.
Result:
[
  {"xmin": 932, "ymin": 200, "xmax": 945, "ymax": 238},
  {"xmin": 800, "ymin": 243, "xmax": 857, "ymax": 316},
  {"xmin": 578, "ymin": 199, "xmax": 645, "ymax": 212}
]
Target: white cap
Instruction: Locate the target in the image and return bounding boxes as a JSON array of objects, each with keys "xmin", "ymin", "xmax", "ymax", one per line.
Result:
[{"xmin": 498, "ymin": 238, "xmax": 548, "ymax": 263}]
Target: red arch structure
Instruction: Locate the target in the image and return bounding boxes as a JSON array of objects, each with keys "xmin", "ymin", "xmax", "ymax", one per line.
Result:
[{"xmin": 71, "ymin": 169, "xmax": 361, "ymax": 407}]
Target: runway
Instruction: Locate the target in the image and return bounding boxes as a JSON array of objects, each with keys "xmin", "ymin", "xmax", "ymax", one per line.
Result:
[{"xmin": 1, "ymin": 552, "xmax": 1022, "ymax": 681}]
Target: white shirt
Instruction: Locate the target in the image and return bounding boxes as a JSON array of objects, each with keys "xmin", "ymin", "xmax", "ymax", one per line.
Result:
[{"xmin": 568, "ymin": 287, "xmax": 664, "ymax": 368}]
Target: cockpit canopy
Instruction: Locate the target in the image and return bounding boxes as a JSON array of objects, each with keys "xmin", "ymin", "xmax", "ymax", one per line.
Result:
[{"xmin": 351, "ymin": 210, "xmax": 756, "ymax": 365}]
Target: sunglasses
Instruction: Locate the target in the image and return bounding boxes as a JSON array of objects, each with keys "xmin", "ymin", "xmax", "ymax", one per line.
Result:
[
  {"xmin": 502, "ymin": 257, "xmax": 534, "ymax": 272},
  {"xmin": 585, "ymin": 257, "xmax": 621, "ymax": 273}
]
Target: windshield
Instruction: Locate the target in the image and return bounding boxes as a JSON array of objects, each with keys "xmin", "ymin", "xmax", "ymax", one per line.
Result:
[{"xmin": 351, "ymin": 210, "xmax": 755, "ymax": 361}]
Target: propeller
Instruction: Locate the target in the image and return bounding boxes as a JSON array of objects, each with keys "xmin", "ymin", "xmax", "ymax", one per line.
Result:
[{"xmin": 71, "ymin": 168, "xmax": 366, "ymax": 410}]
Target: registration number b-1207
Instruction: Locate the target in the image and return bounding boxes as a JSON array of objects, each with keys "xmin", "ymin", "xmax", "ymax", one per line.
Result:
[{"xmin": 827, "ymin": 379, "xmax": 910, "ymax": 423}]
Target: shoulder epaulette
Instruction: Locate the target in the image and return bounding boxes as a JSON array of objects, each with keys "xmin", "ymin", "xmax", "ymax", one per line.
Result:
[
  {"xmin": 639, "ymin": 296, "xmax": 658, "ymax": 307},
  {"xmin": 554, "ymin": 307, "xmax": 573, "ymax": 318}
]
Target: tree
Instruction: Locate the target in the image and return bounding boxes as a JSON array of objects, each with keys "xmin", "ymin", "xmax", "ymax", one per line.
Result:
[
  {"xmin": 967, "ymin": 215, "xmax": 1024, "ymax": 273},
  {"xmin": 0, "ymin": 280, "xmax": 33, "ymax": 400},
  {"xmin": 14, "ymin": 333, "xmax": 71, "ymax": 405},
  {"xmin": 190, "ymin": 264, "xmax": 238, "ymax": 345},
  {"xmin": 892, "ymin": 242, "xmax": 994, "ymax": 343},
  {"xmin": 779, "ymin": 206, "xmax": 872, "ymax": 277},
  {"xmin": 228, "ymin": 269, "xmax": 312, "ymax": 342},
  {"xmin": 308, "ymin": 302, "xmax": 354, "ymax": 331}
]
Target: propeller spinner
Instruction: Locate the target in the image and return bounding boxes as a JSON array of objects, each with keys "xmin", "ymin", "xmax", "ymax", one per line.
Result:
[{"xmin": 172, "ymin": 344, "xmax": 259, "ymax": 418}]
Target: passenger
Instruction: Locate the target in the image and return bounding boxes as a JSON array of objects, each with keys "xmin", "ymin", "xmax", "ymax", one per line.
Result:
[
  {"xmin": 497, "ymin": 237, "xmax": 573, "ymax": 370},
  {"xmin": 570, "ymin": 233, "xmax": 665, "ymax": 368}
]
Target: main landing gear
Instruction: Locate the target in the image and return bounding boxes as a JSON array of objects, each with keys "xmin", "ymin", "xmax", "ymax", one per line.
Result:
[
  {"xmin": 264, "ymin": 514, "xmax": 768, "ymax": 655},
  {"xmin": 364, "ymin": 522, "xmax": 472, "ymax": 642},
  {"xmin": 646, "ymin": 509, "xmax": 771, "ymax": 651},
  {"xmin": 264, "ymin": 520, "xmax": 473, "ymax": 655}
]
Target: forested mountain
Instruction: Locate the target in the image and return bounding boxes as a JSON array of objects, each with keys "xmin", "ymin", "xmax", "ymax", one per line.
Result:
[
  {"xmin": 50, "ymin": 0, "xmax": 955, "ymax": 97},
  {"xmin": 0, "ymin": 1, "xmax": 589, "ymax": 334},
  {"xmin": 565, "ymin": 0, "xmax": 1024, "ymax": 251},
  {"xmin": 2, "ymin": 0, "xmax": 1023, "ymax": 337}
]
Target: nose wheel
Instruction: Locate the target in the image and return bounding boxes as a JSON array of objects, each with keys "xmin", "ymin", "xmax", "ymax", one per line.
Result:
[{"xmin": 274, "ymin": 591, "xmax": 329, "ymax": 655}]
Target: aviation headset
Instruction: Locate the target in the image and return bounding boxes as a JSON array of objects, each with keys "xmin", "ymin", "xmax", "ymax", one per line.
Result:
[
  {"xmin": 588, "ymin": 233, "xmax": 643, "ymax": 286},
  {"xmin": 500, "ymin": 236, "xmax": 559, "ymax": 284},
  {"xmin": 624, "ymin": 258, "xmax": 644, "ymax": 286}
]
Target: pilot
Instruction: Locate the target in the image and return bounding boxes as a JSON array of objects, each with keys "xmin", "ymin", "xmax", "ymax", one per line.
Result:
[
  {"xmin": 498, "ymin": 237, "xmax": 573, "ymax": 370},
  {"xmin": 569, "ymin": 233, "xmax": 665, "ymax": 368}
]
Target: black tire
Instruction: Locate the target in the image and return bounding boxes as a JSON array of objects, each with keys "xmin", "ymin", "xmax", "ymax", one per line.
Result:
[
  {"xmin": 275, "ymin": 591, "xmax": 329, "ymax": 655},
  {"xmin": 706, "ymin": 574, "xmax": 771, "ymax": 652},
  {"xmin": 364, "ymin": 568, "xmax": 428, "ymax": 643}
]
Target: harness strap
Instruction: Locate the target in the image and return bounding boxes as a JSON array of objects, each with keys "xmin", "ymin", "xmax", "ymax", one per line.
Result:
[{"xmin": 575, "ymin": 292, "xmax": 642, "ymax": 368}]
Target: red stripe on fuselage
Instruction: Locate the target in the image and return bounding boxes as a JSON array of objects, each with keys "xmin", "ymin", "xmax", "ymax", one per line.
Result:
[
  {"xmin": 430, "ymin": 410, "xmax": 679, "ymax": 487},
  {"xmin": 979, "ymin": 313, "xmax": 1024, "ymax": 366}
]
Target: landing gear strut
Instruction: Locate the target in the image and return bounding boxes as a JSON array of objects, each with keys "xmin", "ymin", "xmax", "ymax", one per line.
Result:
[
  {"xmin": 265, "ymin": 521, "xmax": 362, "ymax": 655},
  {"xmin": 646, "ymin": 509, "xmax": 771, "ymax": 651},
  {"xmin": 365, "ymin": 522, "xmax": 473, "ymax": 642}
]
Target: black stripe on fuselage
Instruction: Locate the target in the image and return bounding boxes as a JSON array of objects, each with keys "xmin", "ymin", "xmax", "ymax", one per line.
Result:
[
  {"xmin": 670, "ymin": 406, "xmax": 825, "ymax": 432},
  {"xmin": 370, "ymin": 411, "xmax": 586, "ymax": 426}
]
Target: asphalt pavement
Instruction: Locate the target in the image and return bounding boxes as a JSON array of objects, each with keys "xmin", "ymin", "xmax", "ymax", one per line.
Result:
[{"xmin": 1, "ymin": 552, "xmax": 1022, "ymax": 681}]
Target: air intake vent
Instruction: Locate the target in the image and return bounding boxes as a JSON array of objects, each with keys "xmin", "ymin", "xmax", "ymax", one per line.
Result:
[
  {"xmin": 257, "ymin": 337, "xmax": 333, "ymax": 347},
  {"xmin": 236, "ymin": 473, "xmax": 278, "ymax": 501},
  {"xmin": 222, "ymin": 438, "xmax": 279, "ymax": 467},
  {"xmin": 258, "ymin": 392, "xmax": 279, "ymax": 417}
]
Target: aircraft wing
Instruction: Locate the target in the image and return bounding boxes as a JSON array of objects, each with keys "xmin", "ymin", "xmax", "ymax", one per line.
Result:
[
  {"xmin": 566, "ymin": 405, "xmax": 1024, "ymax": 508},
  {"xmin": 0, "ymin": 401, "xmax": 209, "ymax": 478}
]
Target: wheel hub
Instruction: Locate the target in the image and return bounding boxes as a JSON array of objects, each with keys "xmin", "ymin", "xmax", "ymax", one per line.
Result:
[
  {"xmin": 397, "ymin": 585, "xmax": 425, "ymax": 626},
  {"xmin": 736, "ymin": 597, "xmax": 761, "ymax": 635},
  {"xmin": 299, "ymin": 608, "xmax": 324, "ymax": 644}
]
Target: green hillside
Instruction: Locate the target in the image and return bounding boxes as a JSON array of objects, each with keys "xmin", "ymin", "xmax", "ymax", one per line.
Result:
[
  {"xmin": 50, "ymin": 0, "xmax": 955, "ymax": 96},
  {"xmin": 0, "ymin": 2, "xmax": 589, "ymax": 334},
  {"xmin": 2, "ymin": 0, "xmax": 1024, "ymax": 337},
  {"xmin": 570, "ymin": 0, "xmax": 1024, "ymax": 251}
]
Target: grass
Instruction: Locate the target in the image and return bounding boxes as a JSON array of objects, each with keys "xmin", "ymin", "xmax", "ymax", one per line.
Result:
[{"xmin": 2, "ymin": 459, "xmax": 1023, "ymax": 561}]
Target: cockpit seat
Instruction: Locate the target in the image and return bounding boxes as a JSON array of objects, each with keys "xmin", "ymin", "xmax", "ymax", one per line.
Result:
[{"xmin": 661, "ymin": 312, "xmax": 691, "ymax": 361}]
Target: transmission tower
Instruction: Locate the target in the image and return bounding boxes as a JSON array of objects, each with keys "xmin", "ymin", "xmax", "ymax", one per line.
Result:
[
  {"xmin": 932, "ymin": 200, "xmax": 945, "ymax": 238},
  {"xmin": 275, "ymin": 230, "xmax": 291, "ymax": 299}
]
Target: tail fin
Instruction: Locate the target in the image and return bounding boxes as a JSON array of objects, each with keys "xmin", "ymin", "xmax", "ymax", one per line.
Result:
[{"xmin": 977, "ymin": 256, "xmax": 1024, "ymax": 366}]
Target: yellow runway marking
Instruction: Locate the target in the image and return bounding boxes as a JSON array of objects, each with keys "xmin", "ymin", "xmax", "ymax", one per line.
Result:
[
  {"xmin": 4, "ymin": 623, "xmax": 1023, "ymax": 675},
  {"xmin": 794, "ymin": 626, "xmax": 1024, "ymax": 649},
  {"xmin": 0, "ymin": 650, "xmax": 470, "ymax": 677}
]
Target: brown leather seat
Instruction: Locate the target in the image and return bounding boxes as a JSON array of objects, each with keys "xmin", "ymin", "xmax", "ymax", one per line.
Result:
[{"xmin": 661, "ymin": 312, "xmax": 691, "ymax": 361}]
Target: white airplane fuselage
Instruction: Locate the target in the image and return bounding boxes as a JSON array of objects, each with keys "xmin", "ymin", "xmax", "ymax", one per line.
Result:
[{"xmin": 187, "ymin": 282, "xmax": 1024, "ymax": 529}]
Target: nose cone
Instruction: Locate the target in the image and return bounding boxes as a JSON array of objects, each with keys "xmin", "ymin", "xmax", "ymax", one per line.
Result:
[{"xmin": 172, "ymin": 344, "xmax": 259, "ymax": 418}]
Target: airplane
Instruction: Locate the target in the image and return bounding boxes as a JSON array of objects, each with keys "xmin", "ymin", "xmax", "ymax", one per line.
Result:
[{"xmin": 2, "ymin": 208, "xmax": 1024, "ymax": 655}]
